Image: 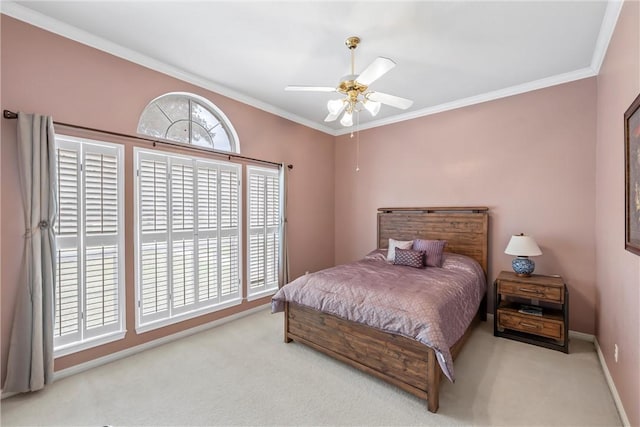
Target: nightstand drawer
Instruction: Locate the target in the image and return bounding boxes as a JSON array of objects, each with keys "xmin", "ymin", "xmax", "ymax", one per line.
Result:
[
  {"xmin": 498, "ymin": 280, "xmax": 563, "ymax": 303},
  {"xmin": 497, "ymin": 310, "xmax": 564, "ymax": 340}
]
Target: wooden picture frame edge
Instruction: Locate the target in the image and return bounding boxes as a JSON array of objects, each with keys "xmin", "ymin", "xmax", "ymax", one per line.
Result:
[{"xmin": 624, "ymin": 92, "xmax": 640, "ymax": 255}]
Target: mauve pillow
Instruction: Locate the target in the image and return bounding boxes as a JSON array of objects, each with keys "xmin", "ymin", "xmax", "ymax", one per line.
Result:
[
  {"xmin": 394, "ymin": 248, "xmax": 425, "ymax": 269},
  {"xmin": 386, "ymin": 238, "xmax": 414, "ymax": 262},
  {"xmin": 413, "ymin": 239, "xmax": 447, "ymax": 267}
]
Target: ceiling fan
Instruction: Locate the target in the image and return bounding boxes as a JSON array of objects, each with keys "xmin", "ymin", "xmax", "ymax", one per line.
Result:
[{"xmin": 285, "ymin": 36, "xmax": 413, "ymax": 127}]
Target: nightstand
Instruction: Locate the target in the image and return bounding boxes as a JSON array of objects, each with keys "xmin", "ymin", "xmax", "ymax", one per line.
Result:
[{"xmin": 494, "ymin": 271, "xmax": 569, "ymax": 353}]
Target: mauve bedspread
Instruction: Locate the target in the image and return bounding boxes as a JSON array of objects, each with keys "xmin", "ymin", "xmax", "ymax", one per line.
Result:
[{"xmin": 271, "ymin": 250, "xmax": 486, "ymax": 381}]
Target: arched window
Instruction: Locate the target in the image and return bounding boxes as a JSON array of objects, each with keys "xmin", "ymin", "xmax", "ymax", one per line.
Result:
[{"xmin": 137, "ymin": 92, "xmax": 239, "ymax": 153}]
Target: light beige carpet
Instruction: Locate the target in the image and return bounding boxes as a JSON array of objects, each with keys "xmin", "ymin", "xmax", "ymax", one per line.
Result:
[{"xmin": 1, "ymin": 309, "xmax": 622, "ymax": 426}]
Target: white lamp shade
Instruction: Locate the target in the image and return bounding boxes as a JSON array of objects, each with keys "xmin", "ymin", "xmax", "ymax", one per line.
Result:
[
  {"xmin": 504, "ymin": 234, "xmax": 542, "ymax": 257},
  {"xmin": 340, "ymin": 111, "xmax": 353, "ymax": 127},
  {"xmin": 327, "ymin": 99, "xmax": 344, "ymax": 115},
  {"xmin": 364, "ymin": 99, "xmax": 381, "ymax": 116}
]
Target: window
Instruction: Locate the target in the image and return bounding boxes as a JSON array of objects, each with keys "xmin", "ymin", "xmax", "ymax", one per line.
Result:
[
  {"xmin": 137, "ymin": 92, "xmax": 240, "ymax": 153},
  {"xmin": 54, "ymin": 135, "xmax": 125, "ymax": 356},
  {"xmin": 135, "ymin": 149, "xmax": 241, "ymax": 332},
  {"xmin": 247, "ymin": 166, "xmax": 281, "ymax": 299}
]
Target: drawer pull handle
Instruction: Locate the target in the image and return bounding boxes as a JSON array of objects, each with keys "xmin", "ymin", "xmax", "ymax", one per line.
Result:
[
  {"xmin": 519, "ymin": 287, "xmax": 543, "ymax": 294},
  {"xmin": 519, "ymin": 322, "xmax": 541, "ymax": 329}
]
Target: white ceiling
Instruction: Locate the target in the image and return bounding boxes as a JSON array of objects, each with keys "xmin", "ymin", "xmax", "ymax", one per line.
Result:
[{"xmin": 2, "ymin": 1, "xmax": 621, "ymax": 136}]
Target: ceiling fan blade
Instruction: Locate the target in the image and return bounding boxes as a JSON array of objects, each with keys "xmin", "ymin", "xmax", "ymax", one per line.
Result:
[
  {"xmin": 368, "ymin": 91, "xmax": 413, "ymax": 110},
  {"xmin": 356, "ymin": 57, "xmax": 396, "ymax": 86},
  {"xmin": 324, "ymin": 103, "xmax": 346, "ymax": 122},
  {"xmin": 285, "ymin": 86, "xmax": 336, "ymax": 92}
]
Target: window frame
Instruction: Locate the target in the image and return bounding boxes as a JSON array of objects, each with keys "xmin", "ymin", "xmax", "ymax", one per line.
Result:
[
  {"xmin": 134, "ymin": 148, "xmax": 243, "ymax": 334},
  {"xmin": 137, "ymin": 92, "xmax": 241, "ymax": 154},
  {"xmin": 53, "ymin": 135, "xmax": 126, "ymax": 358}
]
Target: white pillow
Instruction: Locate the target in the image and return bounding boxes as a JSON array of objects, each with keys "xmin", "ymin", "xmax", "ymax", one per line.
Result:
[{"xmin": 386, "ymin": 238, "xmax": 414, "ymax": 262}]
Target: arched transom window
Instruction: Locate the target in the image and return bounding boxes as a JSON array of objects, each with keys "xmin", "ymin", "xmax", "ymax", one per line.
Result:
[{"xmin": 137, "ymin": 92, "xmax": 239, "ymax": 153}]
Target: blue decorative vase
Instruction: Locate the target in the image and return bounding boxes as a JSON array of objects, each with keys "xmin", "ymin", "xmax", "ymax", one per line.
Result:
[{"xmin": 512, "ymin": 256, "xmax": 535, "ymax": 276}]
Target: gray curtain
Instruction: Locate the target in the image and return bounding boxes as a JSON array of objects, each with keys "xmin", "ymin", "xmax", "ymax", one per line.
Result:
[
  {"xmin": 3, "ymin": 113, "xmax": 57, "ymax": 392},
  {"xmin": 279, "ymin": 163, "xmax": 290, "ymax": 287}
]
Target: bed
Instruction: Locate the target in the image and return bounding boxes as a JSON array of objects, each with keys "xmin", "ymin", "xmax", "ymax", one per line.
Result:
[{"xmin": 272, "ymin": 207, "xmax": 489, "ymax": 412}]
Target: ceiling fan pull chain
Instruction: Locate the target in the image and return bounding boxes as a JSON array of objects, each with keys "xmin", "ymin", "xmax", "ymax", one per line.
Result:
[
  {"xmin": 355, "ymin": 136, "xmax": 360, "ymax": 172},
  {"xmin": 355, "ymin": 113, "xmax": 360, "ymax": 172}
]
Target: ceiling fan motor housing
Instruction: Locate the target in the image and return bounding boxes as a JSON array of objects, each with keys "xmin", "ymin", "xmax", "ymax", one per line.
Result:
[{"xmin": 338, "ymin": 78, "xmax": 368, "ymax": 96}]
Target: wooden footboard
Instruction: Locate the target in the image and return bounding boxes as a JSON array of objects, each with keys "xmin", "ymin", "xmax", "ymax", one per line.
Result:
[{"xmin": 284, "ymin": 300, "xmax": 484, "ymax": 413}]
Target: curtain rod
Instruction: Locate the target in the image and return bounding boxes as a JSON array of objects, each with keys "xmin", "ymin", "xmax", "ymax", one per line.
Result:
[{"xmin": 3, "ymin": 109, "xmax": 292, "ymax": 170}]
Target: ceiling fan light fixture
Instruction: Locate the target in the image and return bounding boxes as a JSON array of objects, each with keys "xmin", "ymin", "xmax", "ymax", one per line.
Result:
[
  {"xmin": 340, "ymin": 111, "xmax": 353, "ymax": 127},
  {"xmin": 364, "ymin": 99, "xmax": 381, "ymax": 117},
  {"xmin": 327, "ymin": 98, "xmax": 344, "ymax": 115},
  {"xmin": 285, "ymin": 35, "xmax": 412, "ymax": 128}
]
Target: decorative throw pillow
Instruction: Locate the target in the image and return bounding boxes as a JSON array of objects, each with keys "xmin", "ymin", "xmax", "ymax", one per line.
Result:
[
  {"xmin": 364, "ymin": 248, "xmax": 388, "ymax": 262},
  {"xmin": 394, "ymin": 248, "xmax": 425, "ymax": 268},
  {"xmin": 386, "ymin": 238, "xmax": 413, "ymax": 262},
  {"xmin": 413, "ymin": 239, "xmax": 447, "ymax": 267}
]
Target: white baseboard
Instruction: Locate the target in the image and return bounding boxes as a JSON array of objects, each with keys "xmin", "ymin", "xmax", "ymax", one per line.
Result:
[
  {"xmin": 595, "ymin": 337, "xmax": 631, "ymax": 427},
  {"xmin": 568, "ymin": 329, "xmax": 595, "ymax": 342},
  {"xmin": 1, "ymin": 304, "xmax": 270, "ymax": 400},
  {"xmin": 1, "ymin": 391, "xmax": 18, "ymax": 400}
]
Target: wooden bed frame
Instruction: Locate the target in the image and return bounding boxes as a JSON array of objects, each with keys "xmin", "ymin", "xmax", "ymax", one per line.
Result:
[{"xmin": 283, "ymin": 207, "xmax": 489, "ymax": 412}]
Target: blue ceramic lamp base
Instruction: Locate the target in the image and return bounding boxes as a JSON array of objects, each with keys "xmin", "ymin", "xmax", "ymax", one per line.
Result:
[{"xmin": 512, "ymin": 256, "xmax": 535, "ymax": 277}]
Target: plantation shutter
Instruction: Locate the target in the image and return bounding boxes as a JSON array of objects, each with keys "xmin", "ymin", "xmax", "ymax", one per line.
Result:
[
  {"xmin": 83, "ymin": 146, "xmax": 122, "ymax": 338},
  {"xmin": 135, "ymin": 150, "xmax": 241, "ymax": 331},
  {"xmin": 247, "ymin": 166, "xmax": 280, "ymax": 298},
  {"xmin": 137, "ymin": 153, "xmax": 170, "ymax": 324},
  {"xmin": 170, "ymin": 159, "xmax": 196, "ymax": 313},
  {"xmin": 54, "ymin": 142, "xmax": 82, "ymax": 347},
  {"xmin": 53, "ymin": 136, "xmax": 125, "ymax": 351},
  {"xmin": 219, "ymin": 166, "xmax": 241, "ymax": 300},
  {"xmin": 196, "ymin": 164, "xmax": 218, "ymax": 303}
]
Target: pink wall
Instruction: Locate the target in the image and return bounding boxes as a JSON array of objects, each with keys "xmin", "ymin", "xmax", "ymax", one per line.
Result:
[
  {"xmin": 0, "ymin": 16, "xmax": 335, "ymax": 382},
  {"xmin": 595, "ymin": 1, "xmax": 640, "ymax": 425},
  {"xmin": 334, "ymin": 78, "xmax": 598, "ymax": 334}
]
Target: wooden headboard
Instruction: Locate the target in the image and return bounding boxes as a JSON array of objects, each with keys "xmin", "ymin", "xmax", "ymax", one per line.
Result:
[{"xmin": 377, "ymin": 207, "xmax": 489, "ymax": 275}]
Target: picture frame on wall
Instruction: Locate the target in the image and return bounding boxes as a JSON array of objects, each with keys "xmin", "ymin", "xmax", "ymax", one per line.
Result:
[{"xmin": 624, "ymin": 92, "xmax": 640, "ymax": 255}]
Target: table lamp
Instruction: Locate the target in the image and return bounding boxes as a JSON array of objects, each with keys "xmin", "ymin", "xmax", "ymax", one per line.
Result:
[{"xmin": 504, "ymin": 233, "xmax": 542, "ymax": 277}]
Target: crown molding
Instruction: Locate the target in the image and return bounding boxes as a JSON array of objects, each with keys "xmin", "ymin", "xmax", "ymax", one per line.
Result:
[
  {"xmin": 335, "ymin": 67, "xmax": 597, "ymax": 136},
  {"xmin": 0, "ymin": 2, "xmax": 337, "ymax": 136},
  {"xmin": 590, "ymin": 0, "xmax": 624, "ymax": 74}
]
